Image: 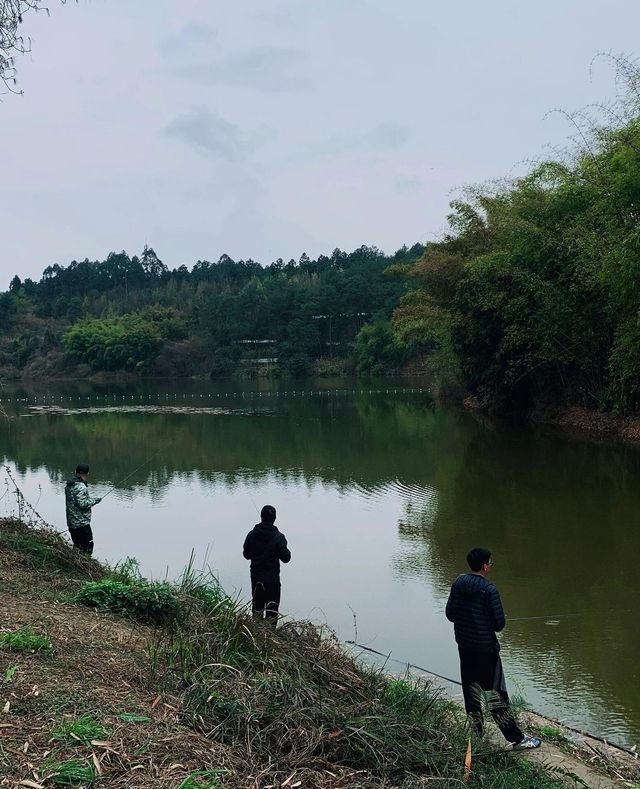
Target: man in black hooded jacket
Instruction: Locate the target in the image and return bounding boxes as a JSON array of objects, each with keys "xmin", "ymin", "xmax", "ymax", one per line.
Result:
[
  {"xmin": 243, "ymin": 505, "xmax": 291, "ymax": 623},
  {"xmin": 446, "ymin": 547, "xmax": 541, "ymax": 750}
]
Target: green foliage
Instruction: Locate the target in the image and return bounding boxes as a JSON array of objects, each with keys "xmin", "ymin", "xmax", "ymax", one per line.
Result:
[
  {"xmin": 119, "ymin": 712, "xmax": 151, "ymax": 722},
  {"xmin": 74, "ymin": 577, "xmax": 180, "ymax": 624},
  {"xmin": 110, "ymin": 556, "xmax": 142, "ymax": 583},
  {"xmin": 476, "ymin": 756, "xmax": 584, "ymax": 788},
  {"xmin": 62, "ymin": 313, "xmax": 161, "ymax": 371},
  {"xmin": 387, "ymin": 63, "xmax": 640, "ymax": 414},
  {"xmin": 356, "ymin": 320, "xmax": 405, "ymax": 375},
  {"xmin": 177, "ymin": 770, "xmax": 226, "ymax": 789},
  {"xmin": 0, "ymin": 292, "xmax": 16, "ymax": 330},
  {"xmin": 0, "ymin": 243, "xmax": 425, "ymax": 378},
  {"xmin": 1, "ymin": 528, "xmax": 81, "ymax": 574},
  {"xmin": 52, "ymin": 713, "xmax": 110, "ymax": 745},
  {"xmin": 0, "ymin": 626, "xmax": 52, "ymax": 654},
  {"xmin": 3, "ymin": 665, "xmax": 17, "ymax": 683},
  {"xmin": 43, "ymin": 758, "xmax": 96, "ymax": 786},
  {"xmin": 535, "ymin": 723, "xmax": 569, "ymax": 744}
]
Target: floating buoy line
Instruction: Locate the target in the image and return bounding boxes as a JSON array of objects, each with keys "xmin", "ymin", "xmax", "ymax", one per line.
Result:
[{"xmin": 0, "ymin": 386, "xmax": 430, "ymax": 406}]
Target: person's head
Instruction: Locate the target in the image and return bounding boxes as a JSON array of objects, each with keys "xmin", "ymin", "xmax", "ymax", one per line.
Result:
[
  {"xmin": 260, "ymin": 505, "xmax": 276, "ymax": 524},
  {"xmin": 467, "ymin": 547, "xmax": 492, "ymax": 574},
  {"xmin": 75, "ymin": 463, "xmax": 90, "ymax": 479}
]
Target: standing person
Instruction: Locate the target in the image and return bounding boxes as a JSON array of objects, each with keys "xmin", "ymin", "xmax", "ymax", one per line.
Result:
[
  {"xmin": 65, "ymin": 463, "xmax": 102, "ymax": 555},
  {"xmin": 445, "ymin": 547, "xmax": 541, "ymax": 750},
  {"xmin": 243, "ymin": 505, "xmax": 291, "ymax": 624}
]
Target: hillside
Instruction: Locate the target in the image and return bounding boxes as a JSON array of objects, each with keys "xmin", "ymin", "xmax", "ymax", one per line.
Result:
[{"xmin": 0, "ymin": 244, "xmax": 424, "ymax": 382}]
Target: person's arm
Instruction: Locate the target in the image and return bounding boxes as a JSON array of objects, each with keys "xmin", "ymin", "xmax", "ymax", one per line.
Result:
[
  {"xmin": 75, "ymin": 485, "xmax": 101, "ymax": 510},
  {"xmin": 243, "ymin": 534, "xmax": 254, "ymax": 560},
  {"xmin": 445, "ymin": 585, "xmax": 457, "ymax": 622},
  {"xmin": 488, "ymin": 586, "xmax": 506, "ymax": 632},
  {"xmin": 278, "ymin": 536, "xmax": 291, "ymax": 564}
]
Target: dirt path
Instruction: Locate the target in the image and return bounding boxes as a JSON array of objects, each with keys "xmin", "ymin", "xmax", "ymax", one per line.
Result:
[{"xmin": 522, "ymin": 711, "xmax": 634, "ymax": 789}]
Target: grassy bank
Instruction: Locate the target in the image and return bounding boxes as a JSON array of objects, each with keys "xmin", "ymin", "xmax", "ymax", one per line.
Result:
[{"xmin": 0, "ymin": 518, "xmax": 589, "ymax": 787}]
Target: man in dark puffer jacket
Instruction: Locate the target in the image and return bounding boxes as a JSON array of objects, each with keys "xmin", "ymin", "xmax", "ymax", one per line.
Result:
[
  {"xmin": 243, "ymin": 505, "xmax": 291, "ymax": 624},
  {"xmin": 446, "ymin": 547, "xmax": 541, "ymax": 750}
]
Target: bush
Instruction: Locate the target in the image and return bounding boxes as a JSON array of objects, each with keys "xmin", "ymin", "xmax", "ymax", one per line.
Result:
[
  {"xmin": 74, "ymin": 577, "xmax": 180, "ymax": 624},
  {"xmin": 62, "ymin": 314, "xmax": 160, "ymax": 372}
]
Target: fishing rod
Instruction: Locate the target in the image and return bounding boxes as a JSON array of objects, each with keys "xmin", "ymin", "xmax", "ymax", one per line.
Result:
[
  {"xmin": 344, "ymin": 639, "xmax": 462, "ymax": 686},
  {"xmin": 347, "ymin": 612, "xmax": 582, "ymax": 684},
  {"xmin": 246, "ymin": 487, "xmax": 260, "ymax": 515},
  {"xmin": 510, "ymin": 614, "xmax": 580, "ymax": 622},
  {"xmin": 99, "ymin": 449, "xmax": 163, "ymax": 500}
]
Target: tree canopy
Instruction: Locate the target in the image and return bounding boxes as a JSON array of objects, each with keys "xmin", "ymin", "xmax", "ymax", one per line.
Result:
[
  {"xmin": 0, "ymin": 243, "xmax": 424, "ymax": 379},
  {"xmin": 369, "ymin": 59, "xmax": 640, "ymax": 414}
]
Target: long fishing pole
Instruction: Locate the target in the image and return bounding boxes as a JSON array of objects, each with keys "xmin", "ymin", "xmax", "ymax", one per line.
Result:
[
  {"xmin": 510, "ymin": 614, "xmax": 580, "ymax": 622},
  {"xmin": 346, "ymin": 613, "xmax": 581, "ymax": 684},
  {"xmin": 100, "ymin": 449, "xmax": 163, "ymax": 500},
  {"xmin": 344, "ymin": 639, "xmax": 462, "ymax": 686}
]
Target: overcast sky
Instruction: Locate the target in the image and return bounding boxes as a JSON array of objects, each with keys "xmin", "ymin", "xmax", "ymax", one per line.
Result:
[{"xmin": 3, "ymin": 0, "xmax": 639, "ymax": 284}]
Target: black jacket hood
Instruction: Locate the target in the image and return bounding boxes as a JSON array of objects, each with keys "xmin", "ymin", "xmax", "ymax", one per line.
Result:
[
  {"xmin": 451, "ymin": 573, "xmax": 492, "ymax": 597},
  {"xmin": 251, "ymin": 521, "xmax": 279, "ymax": 541}
]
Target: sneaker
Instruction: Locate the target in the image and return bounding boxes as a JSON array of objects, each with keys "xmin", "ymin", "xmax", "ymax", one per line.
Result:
[{"xmin": 513, "ymin": 734, "xmax": 542, "ymax": 750}]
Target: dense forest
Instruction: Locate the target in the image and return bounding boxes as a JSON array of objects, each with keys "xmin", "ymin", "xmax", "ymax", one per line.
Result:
[
  {"xmin": 0, "ymin": 244, "xmax": 424, "ymax": 380},
  {"xmin": 360, "ymin": 60, "xmax": 640, "ymax": 415}
]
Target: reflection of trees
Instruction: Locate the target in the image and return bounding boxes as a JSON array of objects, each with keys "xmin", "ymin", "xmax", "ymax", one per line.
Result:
[
  {"xmin": 393, "ymin": 422, "xmax": 640, "ymax": 742},
  {"xmin": 0, "ymin": 391, "xmax": 441, "ymax": 493}
]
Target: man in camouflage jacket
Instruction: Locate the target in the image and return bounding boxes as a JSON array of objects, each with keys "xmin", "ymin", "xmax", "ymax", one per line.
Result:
[{"xmin": 65, "ymin": 463, "xmax": 102, "ymax": 555}]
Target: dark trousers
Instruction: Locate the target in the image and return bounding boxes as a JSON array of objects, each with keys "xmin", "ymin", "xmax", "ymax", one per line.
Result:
[
  {"xmin": 459, "ymin": 648, "xmax": 523, "ymax": 744},
  {"xmin": 69, "ymin": 525, "xmax": 94, "ymax": 556},
  {"xmin": 251, "ymin": 579, "xmax": 281, "ymax": 623}
]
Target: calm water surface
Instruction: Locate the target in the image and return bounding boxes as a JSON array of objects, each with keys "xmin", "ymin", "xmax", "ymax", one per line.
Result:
[{"xmin": 1, "ymin": 379, "xmax": 639, "ymax": 745}]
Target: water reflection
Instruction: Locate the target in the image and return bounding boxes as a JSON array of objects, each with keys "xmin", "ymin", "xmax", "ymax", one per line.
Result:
[
  {"xmin": 391, "ymin": 420, "xmax": 640, "ymax": 745},
  {"xmin": 0, "ymin": 381, "xmax": 639, "ymax": 745}
]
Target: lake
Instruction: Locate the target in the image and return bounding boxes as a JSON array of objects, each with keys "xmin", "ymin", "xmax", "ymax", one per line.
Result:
[{"xmin": 1, "ymin": 378, "xmax": 639, "ymax": 746}]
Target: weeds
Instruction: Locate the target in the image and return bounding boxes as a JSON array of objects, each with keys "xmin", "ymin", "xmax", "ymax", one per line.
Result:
[
  {"xmin": 119, "ymin": 712, "xmax": 151, "ymax": 723},
  {"xmin": 74, "ymin": 577, "xmax": 180, "ymax": 624},
  {"xmin": 0, "ymin": 517, "xmax": 104, "ymax": 583},
  {"xmin": 42, "ymin": 758, "xmax": 96, "ymax": 786},
  {"xmin": 52, "ymin": 713, "xmax": 110, "ymax": 746},
  {"xmin": 148, "ymin": 570, "xmax": 574, "ymax": 787},
  {"xmin": 469, "ymin": 755, "xmax": 582, "ymax": 787},
  {"xmin": 177, "ymin": 770, "xmax": 226, "ymax": 789},
  {"xmin": 535, "ymin": 723, "xmax": 569, "ymax": 745},
  {"xmin": 0, "ymin": 626, "xmax": 52, "ymax": 654},
  {"xmin": 3, "ymin": 665, "xmax": 17, "ymax": 683}
]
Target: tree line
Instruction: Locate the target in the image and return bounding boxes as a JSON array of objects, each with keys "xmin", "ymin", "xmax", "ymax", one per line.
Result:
[{"xmin": 0, "ymin": 243, "xmax": 424, "ymax": 379}]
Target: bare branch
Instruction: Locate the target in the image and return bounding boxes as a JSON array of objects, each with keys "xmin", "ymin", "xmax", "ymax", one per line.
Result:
[{"xmin": 0, "ymin": 1, "xmax": 71, "ymax": 94}]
